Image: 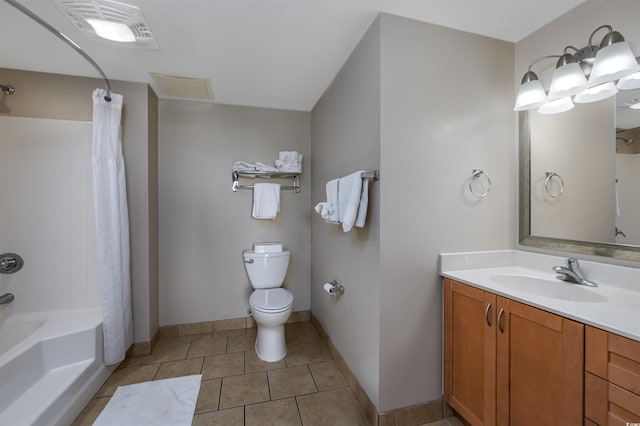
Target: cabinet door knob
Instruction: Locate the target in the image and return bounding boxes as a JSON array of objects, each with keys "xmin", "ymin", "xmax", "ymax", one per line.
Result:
[
  {"xmin": 497, "ymin": 308, "xmax": 505, "ymax": 333},
  {"xmin": 485, "ymin": 303, "xmax": 492, "ymax": 327}
]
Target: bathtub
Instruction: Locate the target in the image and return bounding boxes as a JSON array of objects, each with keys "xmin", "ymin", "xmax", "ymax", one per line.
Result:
[{"xmin": 0, "ymin": 308, "xmax": 114, "ymax": 425}]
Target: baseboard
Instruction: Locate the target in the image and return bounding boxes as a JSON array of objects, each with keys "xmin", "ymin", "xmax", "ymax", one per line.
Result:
[{"xmin": 310, "ymin": 313, "xmax": 447, "ymax": 426}]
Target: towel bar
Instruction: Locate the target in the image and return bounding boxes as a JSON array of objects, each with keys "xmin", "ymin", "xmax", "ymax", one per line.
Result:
[{"xmin": 232, "ymin": 170, "xmax": 301, "ymax": 192}]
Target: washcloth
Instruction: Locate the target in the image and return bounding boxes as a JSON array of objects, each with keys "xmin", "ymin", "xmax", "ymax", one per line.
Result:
[
  {"xmin": 252, "ymin": 183, "xmax": 281, "ymax": 219},
  {"xmin": 338, "ymin": 171, "xmax": 365, "ymax": 232}
]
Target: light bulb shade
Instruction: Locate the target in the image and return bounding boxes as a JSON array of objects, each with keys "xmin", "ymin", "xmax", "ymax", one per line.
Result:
[
  {"xmin": 617, "ymin": 71, "xmax": 640, "ymax": 90},
  {"xmin": 589, "ymin": 42, "xmax": 640, "ymax": 85},
  {"xmin": 514, "ymin": 79, "xmax": 547, "ymax": 111},
  {"xmin": 538, "ymin": 96, "xmax": 575, "ymax": 114},
  {"xmin": 548, "ymin": 62, "xmax": 588, "ymax": 99},
  {"xmin": 574, "ymin": 82, "xmax": 618, "ymax": 103}
]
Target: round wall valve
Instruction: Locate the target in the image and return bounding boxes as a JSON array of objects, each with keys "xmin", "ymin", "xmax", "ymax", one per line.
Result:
[{"xmin": 0, "ymin": 253, "xmax": 24, "ymax": 274}]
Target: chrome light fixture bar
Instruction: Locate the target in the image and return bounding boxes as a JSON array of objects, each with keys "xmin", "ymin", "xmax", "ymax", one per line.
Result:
[{"xmin": 515, "ymin": 25, "xmax": 640, "ymax": 114}]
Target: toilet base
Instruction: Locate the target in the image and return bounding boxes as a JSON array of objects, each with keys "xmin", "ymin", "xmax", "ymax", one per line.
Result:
[{"xmin": 255, "ymin": 324, "xmax": 287, "ymax": 362}]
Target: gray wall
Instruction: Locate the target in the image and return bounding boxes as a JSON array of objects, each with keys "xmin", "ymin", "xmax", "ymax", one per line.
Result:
[
  {"xmin": 311, "ymin": 17, "xmax": 382, "ymax": 407},
  {"xmin": 158, "ymin": 101, "xmax": 311, "ymax": 325},
  {"xmin": 0, "ymin": 68, "xmax": 159, "ymax": 344},
  {"xmin": 378, "ymin": 14, "xmax": 515, "ymax": 411},
  {"xmin": 311, "ymin": 14, "xmax": 515, "ymax": 412}
]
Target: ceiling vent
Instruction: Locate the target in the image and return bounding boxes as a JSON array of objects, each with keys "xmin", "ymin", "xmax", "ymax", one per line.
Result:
[
  {"xmin": 53, "ymin": 0, "xmax": 158, "ymax": 48},
  {"xmin": 149, "ymin": 73, "xmax": 214, "ymax": 101}
]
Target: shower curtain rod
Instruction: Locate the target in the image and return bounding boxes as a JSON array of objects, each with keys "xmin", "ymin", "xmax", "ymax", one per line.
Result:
[{"xmin": 4, "ymin": 0, "xmax": 113, "ymax": 102}]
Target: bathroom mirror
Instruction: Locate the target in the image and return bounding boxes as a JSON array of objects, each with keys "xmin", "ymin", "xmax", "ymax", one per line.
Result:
[{"xmin": 519, "ymin": 88, "xmax": 640, "ymax": 262}]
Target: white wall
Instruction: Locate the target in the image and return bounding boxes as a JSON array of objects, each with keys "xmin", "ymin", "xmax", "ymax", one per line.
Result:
[
  {"xmin": 158, "ymin": 101, "xmax": 311, "ymax": 325},
  {"xmin": 378, "ymin": 14, "xmax": 515, "ymax": 410},
  {"xmin": 0, "ymin": 116, "xmax": 99, "ymax": 316},
  {"xmin": 311, "ymin": 17, "xmax": 382, "ymax": 407}
]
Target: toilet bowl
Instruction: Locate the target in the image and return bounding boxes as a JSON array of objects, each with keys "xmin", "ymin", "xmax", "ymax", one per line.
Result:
[
  {"xmin": 249, "ymin": 288, "xmax": 293, "ymax": 361},
  {"xmin": 243, "ymin": 243, "xmax": 294, "ymax": 362}
]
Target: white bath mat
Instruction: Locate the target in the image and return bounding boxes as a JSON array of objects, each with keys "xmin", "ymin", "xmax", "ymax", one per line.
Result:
[{"xmin": 93, "ymin": 374, "xmax": 201, "ymax": 426}]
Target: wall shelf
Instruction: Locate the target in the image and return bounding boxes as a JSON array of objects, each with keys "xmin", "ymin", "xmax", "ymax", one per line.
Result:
[{"xmin": 231, "ymin": 170, "xmax": 301, "ymax": 192}]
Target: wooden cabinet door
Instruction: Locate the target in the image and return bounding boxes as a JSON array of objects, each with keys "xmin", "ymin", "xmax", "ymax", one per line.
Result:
[
  {"xmin": 444, "ymin": 278, "xmax": 496, "ymax": 426},
  {"xmin": 496, "ymin": 297, "xmax": 584, "ymax": 426}
]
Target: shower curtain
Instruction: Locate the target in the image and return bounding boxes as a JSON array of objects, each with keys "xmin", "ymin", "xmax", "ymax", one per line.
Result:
[{"xmin": 92, "ymin": 89, "xmax": 134, "ymax": 365}]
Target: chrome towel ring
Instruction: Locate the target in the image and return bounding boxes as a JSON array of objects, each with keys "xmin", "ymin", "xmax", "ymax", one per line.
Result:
[
  {"xmin": 469, "ymin": 169, "xmax": 491, "ymax": 198},
  {"xmin": 544, "ymin": 172, "xmax": 564, "ymax": 198}
]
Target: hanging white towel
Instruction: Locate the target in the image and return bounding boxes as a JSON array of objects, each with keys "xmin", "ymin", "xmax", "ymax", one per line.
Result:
[
  {"xmin": 338, "ymin": 171, "xmax": 365, "ymax": 232},
  {"xmin": 355, "ymin": 178, "xmax": 369, "ymax": 228},
  {"xmin": 325, "ymin": 179, "xmax": 340, "ymax": 223},
  {"xmin": 252, "ymin": 183, "xmax": 281, "ymax": 219},
  {"xmin": 92, "ymin": 88, "xmax": 134, "ymax": 365}
]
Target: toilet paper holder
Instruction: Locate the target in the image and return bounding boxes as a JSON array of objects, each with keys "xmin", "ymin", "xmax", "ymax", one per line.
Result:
[{"xmin": 324, "ymin": 280, "xmax": 345, "ymax": 296}]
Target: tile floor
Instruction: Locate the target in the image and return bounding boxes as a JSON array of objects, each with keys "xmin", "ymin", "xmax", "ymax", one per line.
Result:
[
  {"xmin": 72, "ymin": 322, "xmax": 369, "ymax": 425},
  {"xmin": 72, "ymin": 321, "xmax": 464, "ymax": 426}
]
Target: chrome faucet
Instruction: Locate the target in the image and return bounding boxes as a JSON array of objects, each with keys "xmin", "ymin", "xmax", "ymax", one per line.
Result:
[
  {"xmin": 553, "ymin": 258, "xmax": 598, "ymax": 287},
  {"xmin": 0, "ymin": 293, "xmax": 15, "ymax": 305}
]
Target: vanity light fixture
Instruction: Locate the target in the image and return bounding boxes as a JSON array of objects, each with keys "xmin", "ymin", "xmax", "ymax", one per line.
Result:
[{"xmin": 515, "ymin": 25, "xmax": 639, "ymax": 114}]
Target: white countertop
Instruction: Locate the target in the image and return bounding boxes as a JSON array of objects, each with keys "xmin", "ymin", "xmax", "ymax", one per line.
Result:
[{"xmin": 440, "ymin": 250, "xmax": 640, "ymax": 342}]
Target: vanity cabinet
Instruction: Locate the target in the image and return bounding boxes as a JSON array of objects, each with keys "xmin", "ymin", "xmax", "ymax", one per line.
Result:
[
  {"xmin": 584, "ymin": 325, "xmax": 640, "ymax": 425},
  {"xmin": 444, "ymin": 278, "xmax": 584, "ymax": 426}
]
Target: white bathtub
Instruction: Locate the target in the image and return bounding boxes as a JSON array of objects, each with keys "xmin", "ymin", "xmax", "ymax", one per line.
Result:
[{"xmin": 0, "ymin": 309, "xmax": 114, "ymax": 425}]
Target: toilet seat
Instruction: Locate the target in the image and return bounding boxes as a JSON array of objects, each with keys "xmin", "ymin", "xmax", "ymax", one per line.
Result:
[{"xmin": 250, "ymin": 288, "xmax": 293, "ymax": 313}]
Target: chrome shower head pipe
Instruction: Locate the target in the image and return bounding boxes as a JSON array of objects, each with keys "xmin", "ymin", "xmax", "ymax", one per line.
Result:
[
  {"xmin": 0, "ymin": 84, "xmax": 15, "ymax": 95},
  {"xmin": 3, "ymin": 0, "xmax": 112, "ymax": 102}
]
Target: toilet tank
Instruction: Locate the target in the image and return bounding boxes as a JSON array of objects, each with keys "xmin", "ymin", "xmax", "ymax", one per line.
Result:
[{"xmin": 243, "ymin": 245, "xmax": 290, "ymax": 289}]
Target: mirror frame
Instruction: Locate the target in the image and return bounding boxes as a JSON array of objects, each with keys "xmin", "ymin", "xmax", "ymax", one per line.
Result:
[{"xmin": 519, "ymin": 111, "xmax": 640, "ymax": 262}]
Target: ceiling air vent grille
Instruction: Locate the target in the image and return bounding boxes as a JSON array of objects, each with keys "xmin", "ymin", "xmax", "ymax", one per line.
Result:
[{"xmin": 53, "ymin": 0, "xmax": 158, "ymax": 49}]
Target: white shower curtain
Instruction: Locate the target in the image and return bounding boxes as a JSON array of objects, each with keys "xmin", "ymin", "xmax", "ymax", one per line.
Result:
[{"xmin": 92, "ymin": 89, "xmax": 134, "ymax": 365}]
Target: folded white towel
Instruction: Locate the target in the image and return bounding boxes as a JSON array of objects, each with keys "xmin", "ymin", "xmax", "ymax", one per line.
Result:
[
  {"xmin": 275, "ymin": 152, "xmax": 303, "ymax": 172},
  {"xmin": 314, "ymin": 202, "xmax": 331, "ymax": 220},
  {"xmin": 252, "ymin": 183, "xmax": 280, "ymax": 219},
  {"xmin": 326, "ymin": 179, "xmax": 340, "ymax": 223},
  {"xmin": 339, "ymin": 171, "xmax": 365, "ymax": 232},
  {"xmin": 355, "ymin": 178, "xmax": 369, "ymax": 228},
  {"xmin": 232, "ymin": 161, "xmax": 279, "ymax": 173}
]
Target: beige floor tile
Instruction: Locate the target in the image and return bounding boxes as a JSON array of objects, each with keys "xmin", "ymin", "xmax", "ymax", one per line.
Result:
[
  {"xmin": 143, "ymin": 340, "xmax": 191, "ymax": 364},
  {"xmin": 219, "ymin": 372, "xmax": 270, "ymax": 409},
  {"xmin": 213, "ymin": 328, "xmax": 247, "ymax": 337},
  {"xmin": 244, "ymin": 350, "xmax": 286, "ymax": 373},
  {"xmin": 245, "ymin": 398, "xmax": 302, "ymax": 426},
  {"xmin": 155, "ymin": 357, "xmax": 204, "ymax": 380},
  {"xmin": 297, "ymin": 388, "xmax": 365, "ymax": 426},
  {"xmin": 188, "ymin": 335, "xmax": 228, "ymax": 358},
  {"xmin": 117, "ymin": 355, "xmax": 146, "ymax": 369},
  {"xmin": 227, "ymin": 333, "xmax": 256, "ymax": 352},
  {"xmin": 95, "ymin": 364, "xmax": 160, "ymax": 397},
  {"xmin": 192, "ymin": 407, "xmax": 244, "ymax": 426},
  {"xmin": 396, "ymin": 401, "xmax": 443, "ymax": 425},
  {"xmin": 292, "ymin": 322, "xmax": 321, "ymax": 343},
  {"xmin": 268, "ymin": 365, "xmax": 317, "ymax": 399},
  {"xmin": 195, "ymin": 378, "xmax": 222, "ymax": 414},
  {"xmin": 214, "ymin": 318, "xmax": 246, "ymax": 333},
  {"xmin": 309, "ymin": 361, "xmax": 348, "ymax": 391},
  {"xmin": 284, "ymin": 342, "xmax": 332, "ymax": 367},
  {"xmin": 202, "ymin": 352, "xmax": 244, "ymax": 379},
  {"xmin": 284, "ymin": 324, "xmax": 299, "ymax": 344},
  {"xmin": 71, "ymin": 397, "xmax": 110, "ymax": 425},
  {"xmin": 178, "ymin": 321, "xmax": 213, "ymax": 336},
  {"xmin": 444, "ymin": 417, "xmax": 467, "ymax": 426},
  {"xmin": 422, "ymin": 422, "xmax": 446, "ymax": 426}
]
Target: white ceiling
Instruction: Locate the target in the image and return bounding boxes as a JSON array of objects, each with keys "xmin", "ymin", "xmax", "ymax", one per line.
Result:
[{"xmin": 1, "ymin": 0, "xmax": 586, "ymax": 111}]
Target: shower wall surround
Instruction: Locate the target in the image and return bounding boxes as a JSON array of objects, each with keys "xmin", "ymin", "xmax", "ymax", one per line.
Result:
[{"xmin": 0, "ymin": 68, "xmax": 159, "ymax": 346}]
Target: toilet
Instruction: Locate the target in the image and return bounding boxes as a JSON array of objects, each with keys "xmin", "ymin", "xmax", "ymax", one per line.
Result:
[{"xmin": 243, "ymin": 242, "xmax": 294, "ymax": 362}]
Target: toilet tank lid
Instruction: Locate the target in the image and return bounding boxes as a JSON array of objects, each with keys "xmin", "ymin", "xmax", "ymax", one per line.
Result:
[{"xmin": 253, "ymin": 242, "xmax": 283, "ymax": 253}]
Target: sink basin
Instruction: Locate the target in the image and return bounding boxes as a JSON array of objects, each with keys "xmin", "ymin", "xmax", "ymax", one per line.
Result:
[{"xmin": 489, "ymin": 274, "xmax": 608, "ymax": 303}]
